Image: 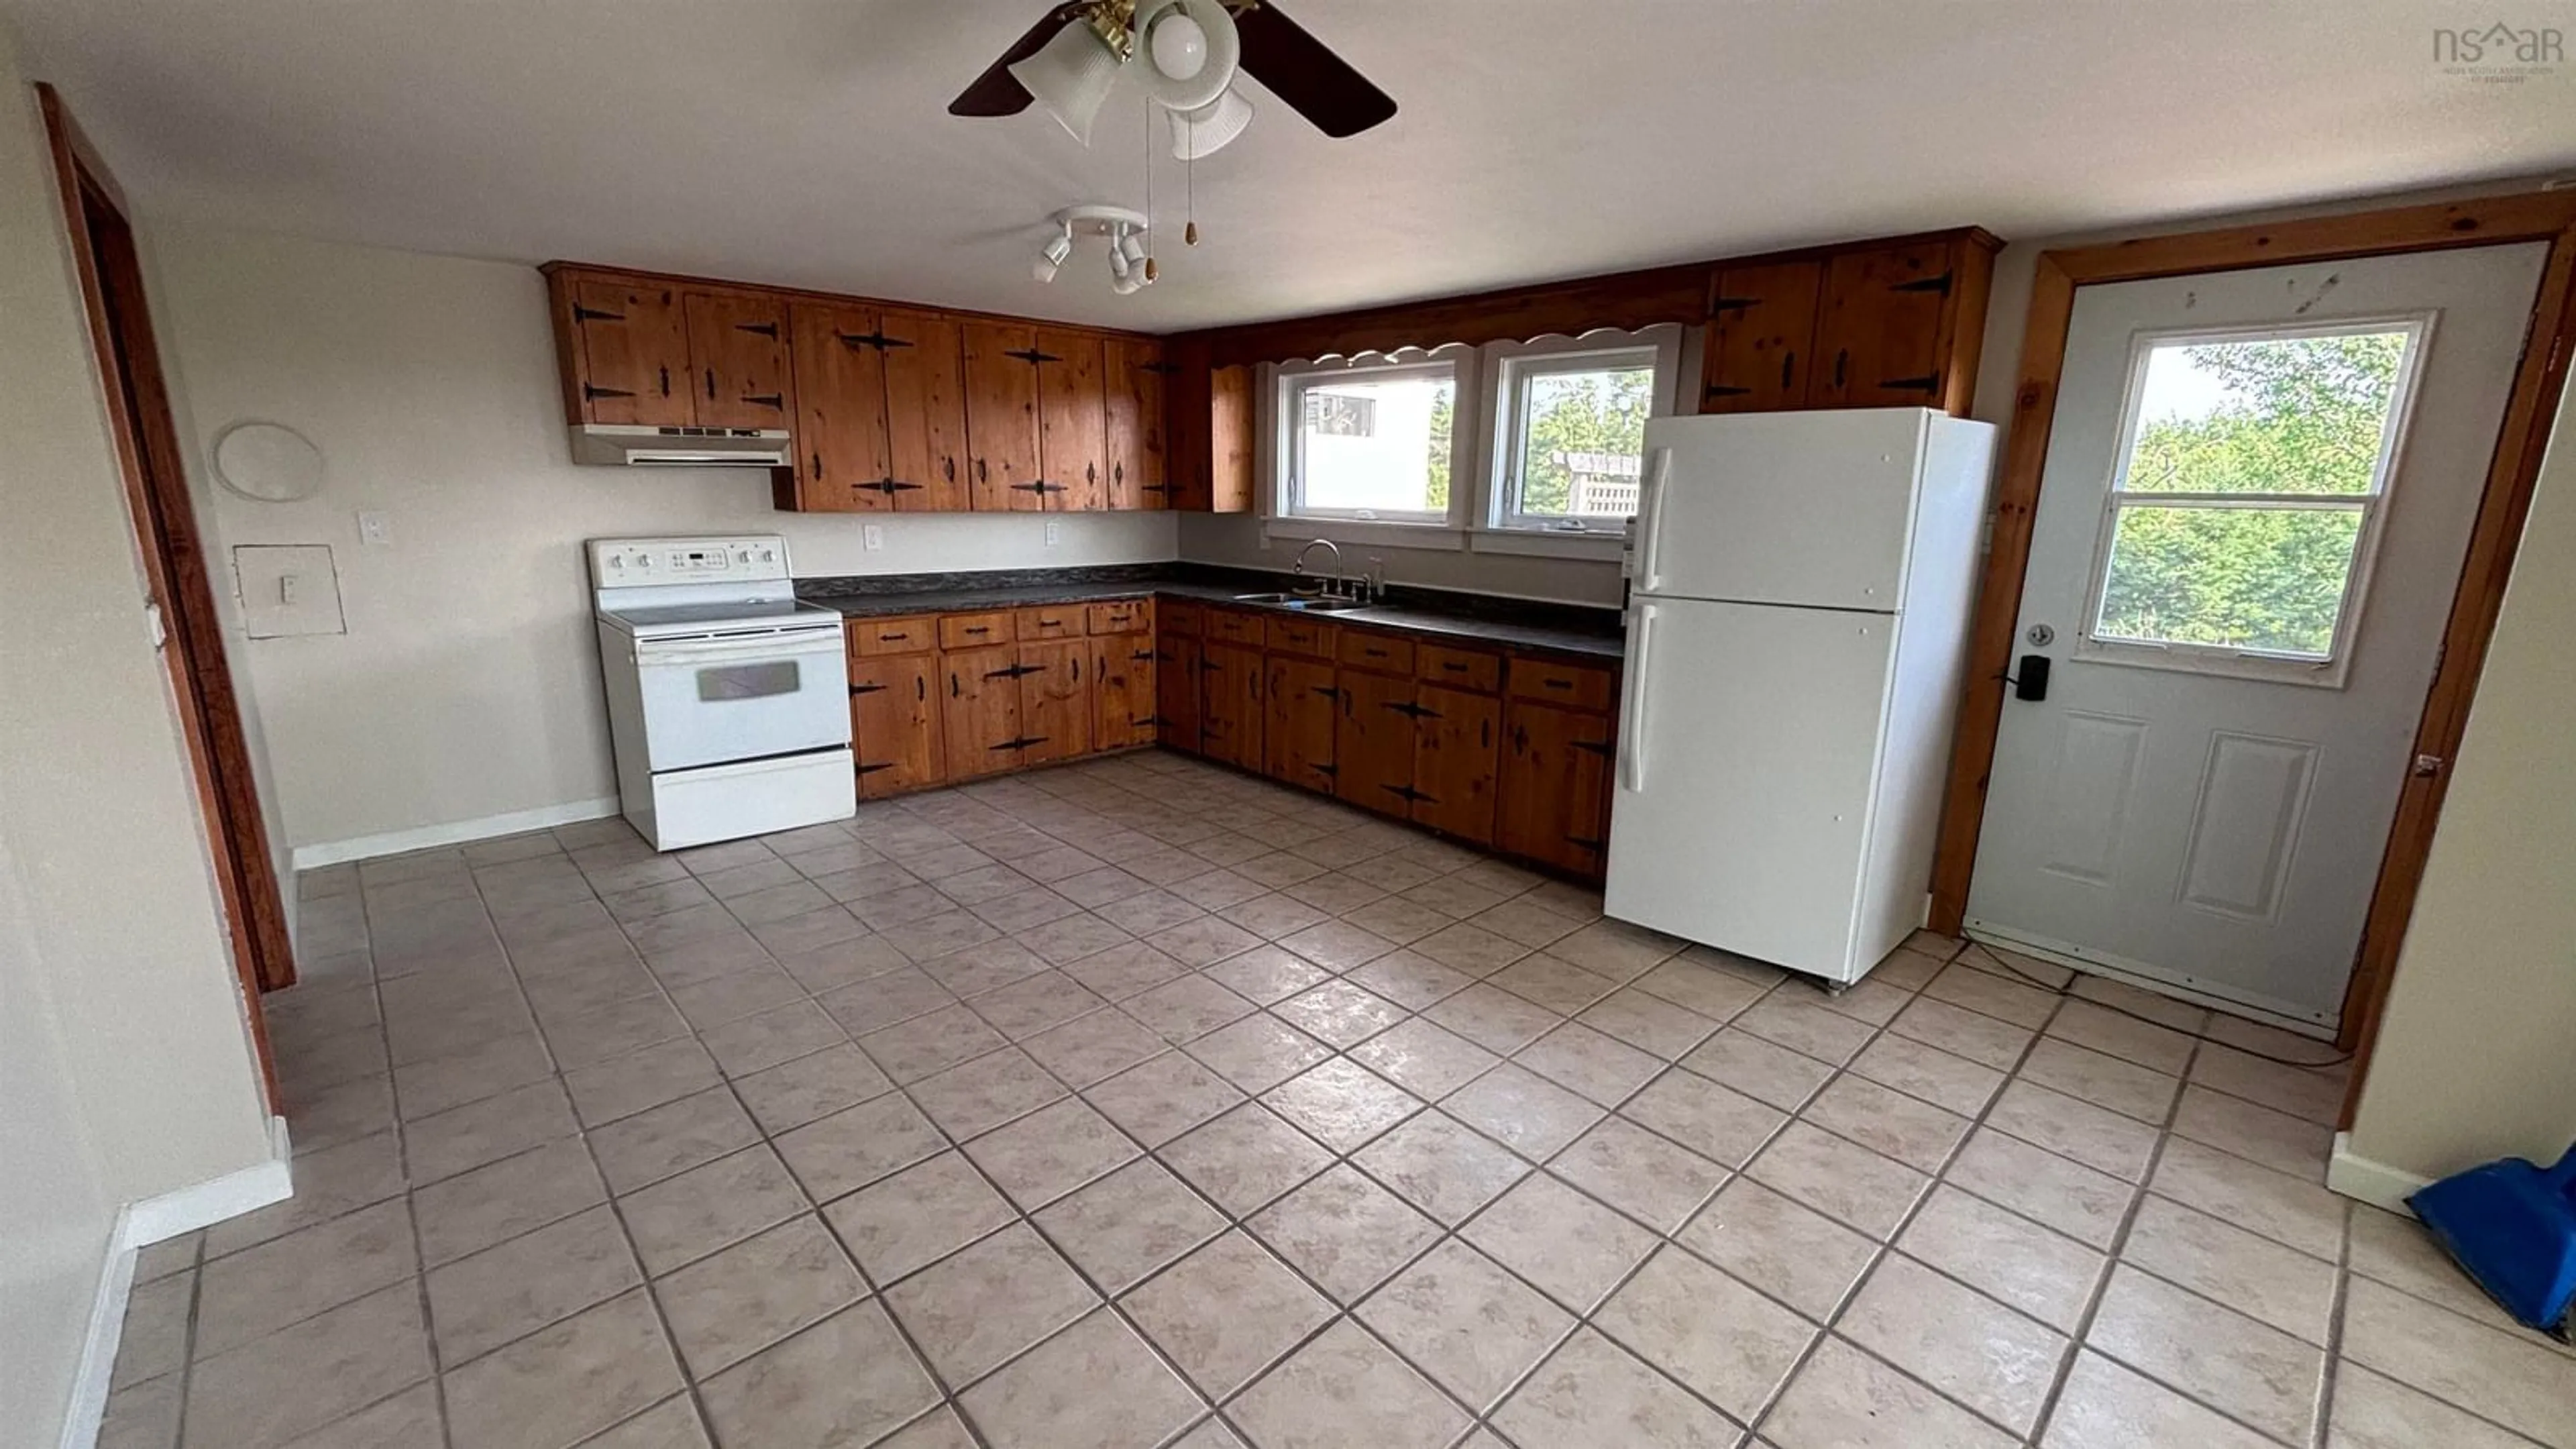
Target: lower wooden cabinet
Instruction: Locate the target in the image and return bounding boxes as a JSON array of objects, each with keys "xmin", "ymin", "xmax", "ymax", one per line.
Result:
[
  {"xmin": 941, "ymin": 644, "xmax": 1024, "ymax": 780},
  {"xmin": 1200, "ymin": 642, "xmax": 1265, "ymax": 771},
  {"xmin": 1412, "ymin": 684, "xmax": 1501, "ymax": 846},
  {"xmin": 1334, "ymin": 667, "xmax": 1417, "ymax": 813},
  {"xmin": 848, "ymin": 652, "xmax": 943, "ymax": 799},
  {"xmin": 1265, "ymin": 654, "xmax": 1340, "ymax": 794},
  {"xmin": 1156, "ymin": 633, "xmax": 1201, "ymax": 751},
  {"xmin": 1497, "ymin": 701, "xmax": 1616, "ymax": 874},
  {"xmin": 1093, "ymin": 635, "xmax": 1159, "ymax": 751},
  {"xmin": 1016, "ymin": 639, "xmax": 1090, "ymax": 766}
]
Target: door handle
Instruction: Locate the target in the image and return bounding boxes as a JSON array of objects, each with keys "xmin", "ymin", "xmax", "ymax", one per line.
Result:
[
  {"xmin": 1619, "ymin": 602, "xmax": 1655, "ymax": 793},
  {"xmin": 2006, "ymin": 653, "xmax": 2052, "ymax": 702},
  {"xmin": 1636, "ymin": 447, "xmax": 1672, "ymax": 594}
]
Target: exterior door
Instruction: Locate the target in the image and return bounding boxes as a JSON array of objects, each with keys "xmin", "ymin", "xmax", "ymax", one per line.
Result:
[
  {"xmin": 1966, "ymin": 245, "xmax": 2548, "ymax": 1024},
  {"xmin": 849, "ymin": 653, "xmax": 941, "ymax": 798}
]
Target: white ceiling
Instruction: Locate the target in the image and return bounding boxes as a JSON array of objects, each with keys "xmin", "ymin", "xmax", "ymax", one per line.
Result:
[{"xmin": 9, "ymin": 1, "xmax": 2573, "ymax": 330}]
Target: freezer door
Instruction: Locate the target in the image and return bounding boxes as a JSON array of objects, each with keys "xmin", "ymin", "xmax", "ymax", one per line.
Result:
[
  {"xmin": 1633, "ymin": 409, "xmax": 1933, "ymax": 610},
  {"xmin": 1604, "ymin": 597, "xmax": 1897, "ymax": 980}
]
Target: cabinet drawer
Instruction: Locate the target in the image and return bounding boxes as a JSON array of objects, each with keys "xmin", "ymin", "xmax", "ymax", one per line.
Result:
[
  {"xmin": 1087, "ymin": 598, "xmax": 1152, "ymax": 635},
  {"xmin": 852, "ymin": 616, "xmax": 938, "ymax": 657},
  {"xmin": 1338, "ymin": 631, "xmax": 1415, "ymax": 675},
  {"xmin": 938, "ymin": 612, "xmax": 1013, "ymax": 650},
  {"xmin": 1264, "ymin": 616, "xmax": 1336, "ymax": 658},
  {"xmin": 1015, "ymin": 604, "xmax": 1085, "ymax": 641},
  {"xmin": 1159, "ymin": 599, "xmax": 1204, "ymax": 637},
  {"xmin": 1417, "ymin": 643, "xmax": 1503, "ymax": 692},
  {"xmin": 1507, "ymin": 657, "xmax": 1615, "ymax": 711},
  {"xmin": 1205, "ymin": 608, "xmax": 1265, "ymax": 646}
]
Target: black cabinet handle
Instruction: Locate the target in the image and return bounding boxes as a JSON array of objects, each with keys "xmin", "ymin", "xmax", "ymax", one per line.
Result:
[
  {"xmin": 810, "ymin": 451, "xmax": 823, "ymax": 482},
  {"xmin": 977, "ymin": 458, "xmax": 989, "ymax": 483},
  {"xmin": 1833, "ymin": 350, "xmax": 1848, "ymax": 389},
  {"xmin": 659, "ymin": 365, "xmax": 670, "ymax": 397},
  {"xmin": 949, "ymin": 674, "xmax": 961, "ymax": 698},
  {"xmin": 1782, "ymin": 352, "xmax": 1794, "ymax": 390},
  {"xmin": 945, "ymin": 456, "xmax": 957, "ymax": 483},
  {"xmin": 704, "ymin": 368, "xmax": 716, "ymax": 400}
]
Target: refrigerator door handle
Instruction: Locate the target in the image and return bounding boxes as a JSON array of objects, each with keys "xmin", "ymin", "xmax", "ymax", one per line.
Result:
[
  {"xmin": 1618, "ymin": 602, "xmax": 1655, "ymax": 794},
  {"xmin": 1635, "ymin": 447, "xmax": 1674, "ymax": 594}
]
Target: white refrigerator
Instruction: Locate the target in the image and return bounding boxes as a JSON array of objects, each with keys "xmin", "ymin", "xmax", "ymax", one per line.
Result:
[{"xmin": 1605, "ymin": 408, "xmax": 1996, "ymax": 985}]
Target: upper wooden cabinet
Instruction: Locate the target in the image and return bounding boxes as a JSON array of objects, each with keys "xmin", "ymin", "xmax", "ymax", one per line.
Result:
[
  {"xmin": 682, "ymin": 292, "xmax": 792, "ymax": 430},
  {"xmin": 562, "ymin": 278, "xmax": 692, "ymax": 427},
  {"xmin": 1104, "ymin": 338, "xmax": 1171, "ymax": 508},
  {"xmin": 1701, "ymin": 260, "xmax": 1823, "ymax": 415},
  {"xmin": 1034, "ymin": 328, "xmax": 1108, "ymax": 511},
  {"xmin": 879, "ymin": 309, "xmax": 971, "ymax": 511},
  {"xmin": 960, "ymin": 320, "xmax": 1044, "ymax": 510},
  {"xmin": 788, "ymin": 302, "xmax": 894, "ymax": 512},
  {"xmin": 1692, "ymin": 229, "xmax": 1997, "ymax": 419}
]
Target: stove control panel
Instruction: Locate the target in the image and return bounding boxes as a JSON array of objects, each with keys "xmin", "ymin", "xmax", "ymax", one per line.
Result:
[{"xmin": 588, "ymin": 536, "xmax": 792, "ymax": 588}]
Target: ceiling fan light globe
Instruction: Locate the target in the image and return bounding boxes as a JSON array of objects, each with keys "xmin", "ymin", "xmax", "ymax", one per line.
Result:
[
  {"xmin": 1134, "ymin": 0, "xmax": 1237, "ymax": 111},
  {"xmin": 1006, "ymin": 19, "xmax": 1123, "ymax": 146},
  {"xmin": 1168, "ymin": 87, "xmax": 1252, "ymax": 160}
]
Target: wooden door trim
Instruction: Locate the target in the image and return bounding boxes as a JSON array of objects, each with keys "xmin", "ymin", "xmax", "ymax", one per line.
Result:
[
  {"xmin": 1923, "ymin": 191, "xmax": 2576, "ymax": 1122},
  {"xmin": 38, "ymin": 86, "xmax": 290, "ymax": 1098}
]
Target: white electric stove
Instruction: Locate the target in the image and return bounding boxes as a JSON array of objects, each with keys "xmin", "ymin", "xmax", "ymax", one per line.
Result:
[{"xmin": 590, "ymin": 535, "xmax": 854, "ymax": 850}]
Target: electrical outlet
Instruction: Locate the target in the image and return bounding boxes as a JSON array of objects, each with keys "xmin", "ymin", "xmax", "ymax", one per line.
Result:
[
  {"xmin": 863, "ymin": 524, "xmax": 884, "ymax": 551},
  {"xmin": 1044, "ymin": 520, "xmax": 1061, "ymax": 547},
  {"xmin": 356, "ymin": 511, "xmax": 392, "ymax": 547}
]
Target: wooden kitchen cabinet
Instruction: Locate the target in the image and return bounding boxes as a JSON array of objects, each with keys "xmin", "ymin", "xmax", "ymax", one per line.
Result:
[
  {"xmin": 1497, "ymin": 701, "xmax": 1615, "ymax": 875},
  {"xmin": 961, "ymin": 319, "xmax": 1044, "ymax": 509},
  {"xmin": 1199, "ymin": 642, "xmax": 1265, "ymax": 771},
  {"xmin": 1265, "ymin": 654, "xmax": 1340, "ymax": 794},
  {"xmin": 1810, "ymin": 235, "xmax": 1992, "ymax": 413},
  {"xmin": 879, "ymin": 308, "xmax": 972, "ymax": 511},
  {"xmin": 788, "ymin": 302, "xmax": 894, "ymax": 511},
  {"xmin": 942, "ymin": 645, "xmax": 1023, "ymax": 780},
  {"xmin": 1334, "ymin": 667, "xmax": 1418, "ymax": 814},
  {"xmin": 1016, "ymin": 639, "xmax": 1091, "ymax": 766},
  {"xmin": 1104, "ymin": 337, "xmax": 1171, "ymax": 508},
  {"xmin": 849, "ymin": 653, "xmax": 944, "ymax": 799},
  {"xmin": 1035, "ymin": 329, "xmax": 1108, "ymax": 511},
  {"xmin": 682, "ymin": 291, "xmax": 792, "ymax": 431},
  {"xmin": 563, "ymin": 278, "xmax": 692, "ymax": 427},
  {"xmin": 1157, "ymin": 633, "xmax": 1202, "ymax": 751},
  {"xmin": 1411, "ymin": 684, "xmax": 1501, "ymax": 845},
  {"xmin": 1700, "ymin": 260, "xmax": 1823, "ymax": 415},
  {"xmin": 1093, "ymin": 634, "xmax": 1159, "ymax": 751}
]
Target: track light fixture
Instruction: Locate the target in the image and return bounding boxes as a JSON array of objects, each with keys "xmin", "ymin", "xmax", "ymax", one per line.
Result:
[
  {"xmin": 1032, "ymin": 224, "xmax": 1073, "ymax": 282},
  {"xmin": 1035, "ymin": 205, "xmax": 1155, "ymax": 296}
]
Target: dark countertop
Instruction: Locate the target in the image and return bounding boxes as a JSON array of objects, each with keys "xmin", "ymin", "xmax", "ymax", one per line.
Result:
[{"xmin": 802, "ymin": 569, "xmax": 1626, "ymax": 662}]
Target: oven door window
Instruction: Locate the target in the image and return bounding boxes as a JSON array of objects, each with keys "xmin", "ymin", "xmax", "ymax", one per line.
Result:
[{"xmin": 696, "ymin": 659, "xmax": 802, "ymax": 702}]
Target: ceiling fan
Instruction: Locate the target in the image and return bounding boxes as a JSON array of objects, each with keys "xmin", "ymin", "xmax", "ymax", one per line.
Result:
[{"xmin": 949, "ymin": 0, "xmax": 1396, "ymax": 156}]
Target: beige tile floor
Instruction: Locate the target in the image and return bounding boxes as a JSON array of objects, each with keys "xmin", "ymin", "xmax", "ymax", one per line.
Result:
[{"xmin": 101, "ymin": 749, "xmax": 2576, "ymax": 1448}]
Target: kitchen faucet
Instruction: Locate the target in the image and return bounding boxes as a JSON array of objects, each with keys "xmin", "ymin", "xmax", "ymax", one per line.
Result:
[{"xmin": 1290, "ymin": 538, "xmax": 1346, "ymax": 598}]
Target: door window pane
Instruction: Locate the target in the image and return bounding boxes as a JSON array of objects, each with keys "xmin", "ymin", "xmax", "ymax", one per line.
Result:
[
  {"xmin": 1291, "ymin": 367, "xmax": 1455, "ymax": 519},
  {"xmin": 2096, "ymin": 504, "xmax": 2363, "ymax": 656},
  {"xmin": 2125, "ymin": 331, "xmax": 2410, "ymax": 496},
  {"xmin": 1507, "ymin": 359, "xmax": 1652, "ymax": 525}
]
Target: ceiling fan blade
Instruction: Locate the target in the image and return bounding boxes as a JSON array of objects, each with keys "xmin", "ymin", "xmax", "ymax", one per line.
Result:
[
  {"xmin": 947, "ymin": 9, "xmax": 1074, "ymax": 117},
  {"xmin": 1232, "ymin": 1, "xmax": 1396, "ymax": 138}
]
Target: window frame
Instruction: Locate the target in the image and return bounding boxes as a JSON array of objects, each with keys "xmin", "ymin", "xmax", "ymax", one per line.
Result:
[
  {"xmin": 2073, "ymin": 314, "xmax": 2434, "ymax": 688},
  {"xmin": 1481, "ymin": 331, "xmax": 1678, "ymax": 537},
  {"xmin": 1273, "ymin": 350, "xmax": 1467, "ymax": 531}
]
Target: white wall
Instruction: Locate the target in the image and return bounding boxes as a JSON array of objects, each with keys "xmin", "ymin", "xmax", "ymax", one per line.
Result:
[
  {"xmin": 147, "ymin": 223, "xmax": 1179, "ymax": 859},
  {"xmin": 0, "ymin": 36, "xmax": 278, "ymax": 1445}
]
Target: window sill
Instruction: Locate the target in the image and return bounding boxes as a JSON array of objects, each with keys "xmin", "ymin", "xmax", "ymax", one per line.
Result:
[
  {"xmin": 1469, "ymin": 529, "xmax": 1625, "ymax": 563},
  {"xmin": 1260, "ymin": 517, "xmax": 1466, "ymax": 552}
]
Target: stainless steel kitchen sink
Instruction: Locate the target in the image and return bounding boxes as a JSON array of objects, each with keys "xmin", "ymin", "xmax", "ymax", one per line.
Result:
[{"xmin": 1230, "ymin": 592, "xmax": 1371, "ymax": 612}]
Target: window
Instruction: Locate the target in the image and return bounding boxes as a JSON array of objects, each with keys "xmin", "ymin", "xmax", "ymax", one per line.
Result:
[
  {"xmin": 2082, "ymin": 321, "xmax": 2426, "ymax": 684},
  {"xmin": 1492, "ymin": 345, "xmax": 1659, "ymax": 531},
  {"xmin": 1279, "ymin": 356, "xmax": 1459, "ymax": 524}
]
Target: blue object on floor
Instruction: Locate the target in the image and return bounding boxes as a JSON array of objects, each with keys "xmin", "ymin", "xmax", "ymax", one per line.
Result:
[{"xmin": 2408, "ymin": 1142, "xmax": 2576, "ymax": 1341}]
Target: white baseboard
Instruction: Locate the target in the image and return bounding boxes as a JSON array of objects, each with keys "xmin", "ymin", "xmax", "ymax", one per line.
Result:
[
  {"xmin": 2328, "ymin": 1130, "xmax": 2433, "ymax": 1214},
  {"xmin": 121, "ymin": 1114, "xmax": 294, "ymax": 1248},
  {"xmin": 59, "ymin": 1214, "xmax": 138, "ymax": 1449},
  {"xmin": 290, "ymin": 796, "xmax": 621, "ymax": 870},
  {"xmin": 62, "ymin": 1116, "xmax": 294, "ymax": 1449}
]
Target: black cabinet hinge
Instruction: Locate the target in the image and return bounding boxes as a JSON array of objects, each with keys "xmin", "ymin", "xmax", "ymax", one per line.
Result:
[
  {"xmin": 1312, "ymin": 686, "xmax": 1342, "ymax": 700},
  {"xmin": 1571, "ymin": 739, "xmax": 1615, "ymax": 759},
  {"xmin": 1565, "ymin": 835, "xmax": 1606, "ymax": 852},
  {"xmin": 1311, "ymin": 763, "xmax": 1338, "ymax": 777},
  {"xmin": 1879, "ymin": 373, "xmax": 1942, "ymax": 393},
  {"xmin": 849, "ymin": 682, "xmax": 887, "ymax": 696},
  {"xmin": 572, "ymin": 305, "xmax": 624, "ymax": 324},
  {"xmin": 1890, "ymin": 270, "xmax": 1954, "ymax": 296},
  {"xmin": 1704, "ymin": 382, "xmax": 1752, "ymax": 398},
  {"xmin": 1708, "ymin": 295, "xmax": 1758, "ymax": 315},
  {"xmin": 1004, "ymin": 347, "xmax": 1063, "ymax": 366},
  {"xmin": 735, "ymin": 320, "xmax": 781, "ymax": 338},
  {"xmin": 582, "ymin": 383, "xmax": 636, "ymax": 400},
  {"xmin": 855, "ymin": 761, "xmax": 894, "ymax": 776},
  {"xmin": 1383, "ymin": 784, "xmax": 1433, "ymax": 804},
  {"xmin": 744, "ymin": 393, "xmax": 786, "ymax": 410},
  {"xmin": 1139, "ymin": 361, "xmax": 1182, "ymax": 375}
]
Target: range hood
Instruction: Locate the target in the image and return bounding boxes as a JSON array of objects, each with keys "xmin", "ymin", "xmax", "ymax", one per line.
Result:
[{"xmin": 572, "ymin": 424, "xmax": 792, "ymax": 468}]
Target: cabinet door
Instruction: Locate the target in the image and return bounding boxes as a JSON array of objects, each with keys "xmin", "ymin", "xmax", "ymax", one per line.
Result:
[
  {"xmin": 1701, "ymin": 260, "xmax": 1823, "ymax": 414},
  {"xmin": 1093, "ymin": 637, "xmax": 1158, "ymax": 751},
  {"xmin": 1411, "ymin": 684, "xmax": 1501, "ymax": 846},
  {"xmin": 683, "ymin": 292, "xmax": 792, "ymax": 431},
  {"xmin": 1264, "ymin": 655, "xmax": 1340, "ymax": 794},
  {"xmin": 880, "ymin": 309, "xmax": 972, "ymax": 511},
  {"xmin": 850, "ymin": 653, "xmax": 943, "ymax": 799},
  {"xmin": 941, "ymin": 645, "xmax": 1023, "ymax": 779},
  {"xmin": 788, "ymin": 302, "xmax": 892, "ymax": 512},
  {"xmin": 1199, "ymin": 643, "xmax": 1265, "ymax": 770},
  {"xmin": 961, "ymin": 320, "xmax": 1043, "ymax": 509},
  {"xmin": 569, "ymin": 279, "xmax": 692, "ymax": 426},
  {"xmin": 1811, "ymin": 239, "xmax": 1959, "ymax": 409},
  {"xmin": 1496, "ymin": 702, "xmax": 1616, "ymax": 875},
  {"xmin": 1334, "ymin": 669, "xmax": 1417, "ymax": 816},
  {"xmin": 1157, "ymin": 634, "xmax": 1202, "ymax": 752},
  {"xmin": 1017, "ymin": 639, "xmax": 1092, "ymax": 766},
  {"xmin": 1104, "ymin": 338, "xmax": 1170, "ymax": 508},
  {"xmin": 1035, "ymin": 329, "xmax": 1108, "ymax": 511}
]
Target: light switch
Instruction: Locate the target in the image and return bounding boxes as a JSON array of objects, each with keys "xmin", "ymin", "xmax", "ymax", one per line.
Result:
[
  {"xmin": 1044, "ymin": 520, "xmax": 1061, "ymax": 547},
  {"xmin": 233, "ymin": 543, "xmax": 346, "ymax": 638},
  {"xmin": 357, "ymin": 511, "xmax": 392, "ymax": 546},
  {"xmin": 863, "ymin": 524, "xmax": 884, "ymax": 551}
]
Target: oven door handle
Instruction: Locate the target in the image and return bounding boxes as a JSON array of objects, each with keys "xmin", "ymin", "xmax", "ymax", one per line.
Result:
[{"xmin": 633, "ymin": 630, "xmax": 845, "ymax": 667}]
